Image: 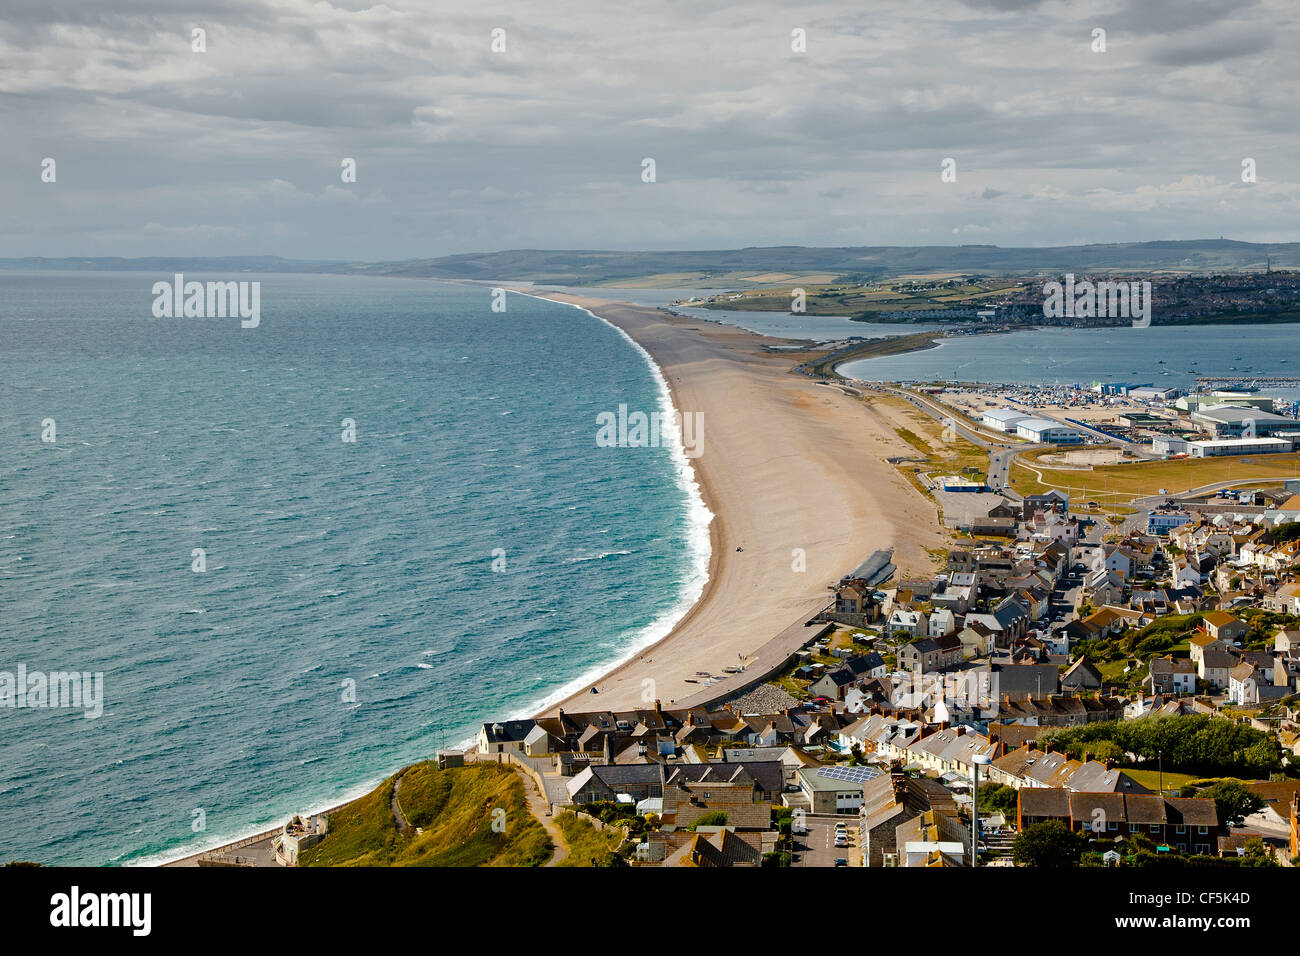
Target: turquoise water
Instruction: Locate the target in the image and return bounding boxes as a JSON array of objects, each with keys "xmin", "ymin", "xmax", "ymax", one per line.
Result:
[
  {"xmin": 0, "ymin": 272, "xmax": 708, "ymax": 865},
  {"xmin": 839, "ymin": 324, "xmax": 1300, "ymax": 402}
]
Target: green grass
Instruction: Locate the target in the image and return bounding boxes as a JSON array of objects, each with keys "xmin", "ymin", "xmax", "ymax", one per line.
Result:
[
  {"xmin": 299, "ymin": 762, "xmax": 552, "ymax": 867},
  {"xmin": 554, "ymin": 812, "xmax": 623, "ymax": 867},
  {"xmin": 1011, "ymin": 449, "xmax": 1300, "ymax": 505}
]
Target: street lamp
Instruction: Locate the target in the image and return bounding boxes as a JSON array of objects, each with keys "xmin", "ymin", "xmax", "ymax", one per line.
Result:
[{"xmin": 972, "ymin": 753, "xmax": 992, "ymax": 867}]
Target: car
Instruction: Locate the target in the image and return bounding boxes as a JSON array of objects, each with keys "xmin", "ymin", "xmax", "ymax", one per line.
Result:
[
  {"xmin": 833, "ymin": 836, "xmax": 848, "ymax": 848},
  {"xmin": 833, "ymin": 858, "xmax": 848, "ymax": 867}
]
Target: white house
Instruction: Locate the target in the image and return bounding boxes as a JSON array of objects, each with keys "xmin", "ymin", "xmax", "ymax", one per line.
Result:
[{"xmin": 928, "ymin": 608, "xmax": 956, "ymax": 638}]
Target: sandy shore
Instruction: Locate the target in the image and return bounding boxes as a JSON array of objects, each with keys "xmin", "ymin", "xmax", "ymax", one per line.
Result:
[
  {"xmin": 527, "ymin": 292, "xmax": 948, "ymax": 714},
  {"xmin": 161, "ymin": 290, "xmax": 948, "ymax": 866}
]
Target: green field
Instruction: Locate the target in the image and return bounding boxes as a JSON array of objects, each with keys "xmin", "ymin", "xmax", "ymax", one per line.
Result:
[{"xmin": 1011, "ymin": 449, "xmax": 1300, "ymax": 505}]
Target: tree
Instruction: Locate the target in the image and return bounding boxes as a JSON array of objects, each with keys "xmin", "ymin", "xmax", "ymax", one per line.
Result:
[
  {"xmin": 978, "ymin": 782, "xmax": 1019, "ymax": 814},
  {"xmin": 1203, "ymin": 780, "xmax": 1264, "ymax": 828},
  {"xmin": 1012, "ymin": 821, "xmax": 1085, "ymax": 868}
]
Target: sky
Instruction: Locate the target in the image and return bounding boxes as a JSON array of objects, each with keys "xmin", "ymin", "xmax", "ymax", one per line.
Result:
[{"xmin": 2, "ymin": 0, "xmax": 1298, "ymax": 260}]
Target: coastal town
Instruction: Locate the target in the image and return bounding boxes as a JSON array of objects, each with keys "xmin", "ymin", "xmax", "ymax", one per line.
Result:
[{"xmin": 210, "ymin": 373, "xmax": 1300, "ymax": 869}]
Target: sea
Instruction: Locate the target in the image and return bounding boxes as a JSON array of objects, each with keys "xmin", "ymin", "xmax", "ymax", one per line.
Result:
[
  {"xmin": 0, "ymin": 271, "xmax": 710, "ymax": 865},
  {"xmin": 839, "ymin": 324, "xmax": 1300, "ymax": 404}
]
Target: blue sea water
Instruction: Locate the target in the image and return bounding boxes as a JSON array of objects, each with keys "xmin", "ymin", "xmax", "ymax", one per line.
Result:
[
  {"xmin": 0, "ymin": 272, "xmax": 709, "ymax": 865},
  {"xmin": 839, "ymin": 324, "xmax": 1300, "ymax": 404}
]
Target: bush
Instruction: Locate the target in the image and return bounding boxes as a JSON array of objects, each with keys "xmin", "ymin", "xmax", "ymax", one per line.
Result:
[
  {"xmin": 1013, "ymin": 821, "xmax": 1086, "ymax": 868},
  {"xmin": 691, "ymin": 810, "xmax": 729, "ymax": 828}
]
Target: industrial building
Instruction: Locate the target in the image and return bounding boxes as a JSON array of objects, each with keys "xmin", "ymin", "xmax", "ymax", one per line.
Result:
[
  {"xmin": 982, "ymin": 408, "xmax": 1030, "ymax": 433},
  {"xmin": 1127, "ymin": 385, "xmax": 1180, "ymax": 401},
  {"xmin": 1014, "ymin": 419, "xmax": 1085, "ymax": 444},
  {"xmin": 1191, "ymin": 404, "xmax": 1297, "ymax": 437},
  {"xmin": 1187, "ymin": 437, "xmax": 1292, "ymax": 457},
  {"xmin": 1152, "ymin": 436, "xmax": 1190, "ymax": 455},
  {"xmin": 936, "ymin": 475, "xmax": 989, "ymax": 493}
]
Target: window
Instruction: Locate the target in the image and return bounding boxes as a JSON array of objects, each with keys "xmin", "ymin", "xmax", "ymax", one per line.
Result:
[
  {"xmin": 1198, "ymin": 825, "xmax": 1208, "ymax": 835},
  {"xmin": 1196, "ymin": 844, "xmax": 1210, "ymax": 855},
  {"xmin": 1108, "ymin": 821, "xmax": 1118, "ymax": 831},
  {"xmin": 1176, "ymin": 825, "xmax": 1186, "ymax": 834}
]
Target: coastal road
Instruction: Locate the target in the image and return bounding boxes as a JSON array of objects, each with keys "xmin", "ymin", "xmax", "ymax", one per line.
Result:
[{"xmin": 877, "ymin": 385, "xmax": 1031, "ymax": 498}]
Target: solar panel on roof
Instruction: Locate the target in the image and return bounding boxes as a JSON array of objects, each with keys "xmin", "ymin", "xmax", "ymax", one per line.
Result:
[{"xmin": 817, "ymin": 765, "xmax": 880, "ymax": 784}]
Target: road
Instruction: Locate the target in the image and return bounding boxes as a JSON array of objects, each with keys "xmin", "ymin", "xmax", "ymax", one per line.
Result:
[
  {"xmin": 875, "ymin": 385, "xmax": 1033, "ymax": 499},
  {"xmin": 792, "ymin": 814, "xmax": 858, "ymax": 867}
]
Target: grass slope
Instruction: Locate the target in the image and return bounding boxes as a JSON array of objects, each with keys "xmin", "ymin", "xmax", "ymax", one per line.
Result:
[{"xmin": 299, "ymin": 762, "xmax": 551, "ymax": 867}]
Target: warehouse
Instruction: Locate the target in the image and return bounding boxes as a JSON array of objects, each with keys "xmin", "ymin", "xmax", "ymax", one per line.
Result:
[
  {"xmin": 1014, "ymin": 418, "xmax": 1085, "ymax": 444},
  {"xmin": 1188, "ymin": 437, "xmax": 1292, "ymax": 457},
  {"xmin": 1191, "ymin": 404, "xmax": 1297, "ymax": 437},
  {"xmin": 982, "ymin": 408, "xmax": 1030, "ymax": 433}
]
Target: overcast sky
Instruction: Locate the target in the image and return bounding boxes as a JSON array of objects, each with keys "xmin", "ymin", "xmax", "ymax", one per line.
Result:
[{"xmin": 2, "ymin": 0, "xmax": 1297, "ymax": 259}]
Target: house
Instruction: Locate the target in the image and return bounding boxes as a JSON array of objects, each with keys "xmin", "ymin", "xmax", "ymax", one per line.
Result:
[
  {"xmin": 1017, "ymin": 789, "xmax": 1222, "ymax": 854},
  {"xmin": 794, "ymin": 764, "xmax": 879, "ymax": 815},
  {"xmin": 896, "ymin": 634, "xmax": 963, "ymax": 673},
  {"xmin": 1200, "ymin": 611, "xmax": 1248, "ymax": 644},
  {"xmin": 1189, "ymin": 633, "xmax": 1229, "ymax": 666},
  {"xmin": 1267, "ymin": 583, "xmax": 1300, "ymax": 615},
  {"xmin": 659, "ymin": 765, "xmax": 776, "ymax": 830},
  {"xmin": 896, "ymin": 810, "xmax": 968, "ymax": 866},
  {"xmin": 567, "ymin": 760, "xmax": 783, "ymax": 807},
  {"xmin": 478, "ymin": 719, "xmax": 536, "ymax": 755},
  {"xmin": 673, "ymin": 828, "xmax": 764, "ymax": 867},
  {"xmin": 1275, "ymin": 627, "xmax": 1300, "ymax": 655},
  {"xmin": 1274, "ymin": 652, "xmax": 1300, "ymax": 694},
  {"xmin": 989, "ymin": 662, "xmax": 1060, "ymax": 700},
  {"xmin": 809, "ymin": 654, "xmax": 886, "ymax": 700},
  {"xmin": 1146, "ymin": 656, "xmax": 1197, "ymax": 696},
  {"xmin": 955, "ymin": 623, "xmax": 994, "ymax": 660},
  {"xmin": 1198, "ymin": 649, "xmax": 1238, "ymax": 691},
  {"xmin": 887, "ymin": 608, "xmax": 929, "ymax": 639},
  {"xmin": 1228, "ymin": 662, "xmax": 1266, "ymax": 706},
  {"xmin": 928, "ymin": 608, "xmax": 956, "ymax": 638},
  {"xmin": 1059, "ymin": 656, "xmax": 1102, "ymax": 692}
]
